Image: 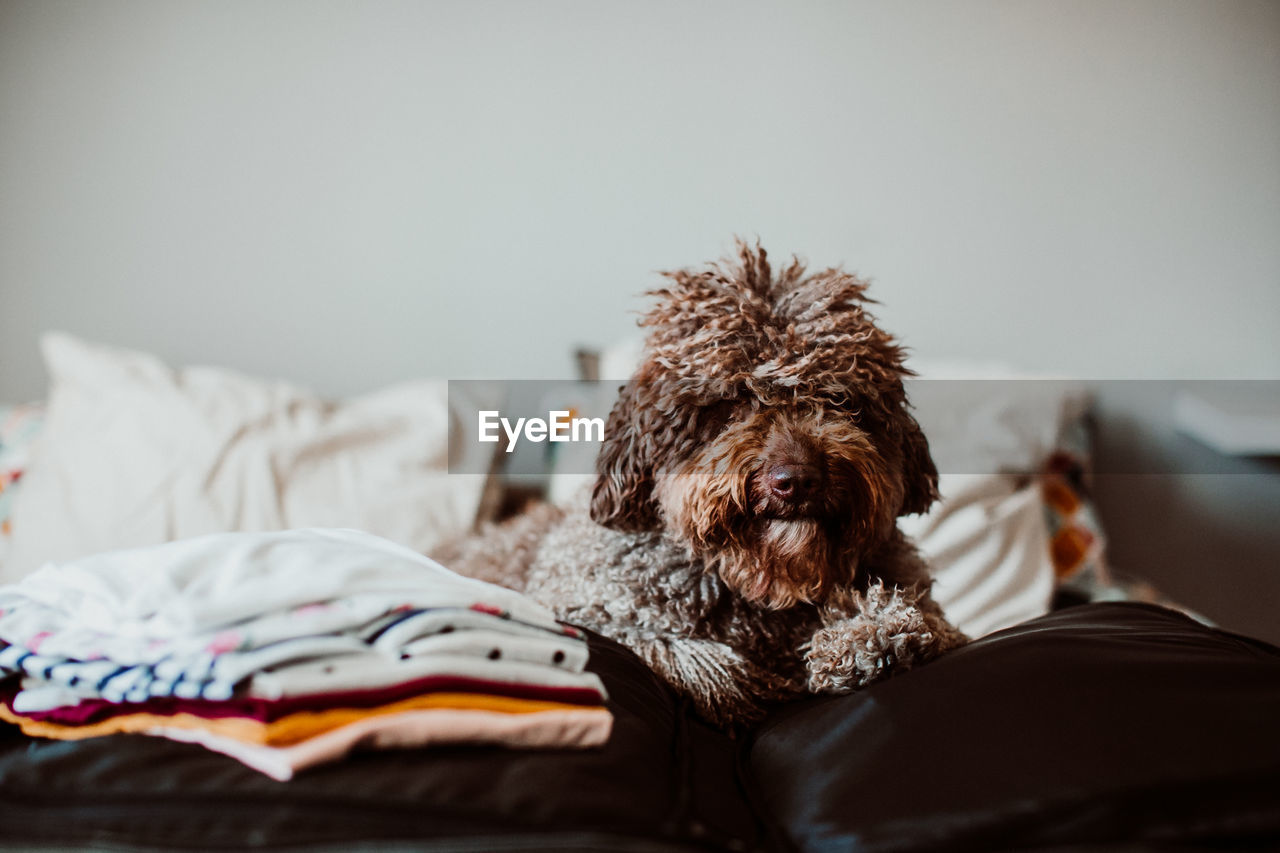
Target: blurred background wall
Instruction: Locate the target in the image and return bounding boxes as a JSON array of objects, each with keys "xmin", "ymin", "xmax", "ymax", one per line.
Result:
[
  {"xmin": 2, "ymin": 0, "xmax": 1277, "ymax": 395},
  {"xmin": 1, "ymin": 1, "xmax": 1278, "ymax": 639}
]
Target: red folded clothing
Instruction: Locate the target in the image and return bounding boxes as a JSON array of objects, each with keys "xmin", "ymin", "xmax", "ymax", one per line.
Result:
[{"xmin": 4, "ymin": 673, "xmax": 606, "ymax": 726}]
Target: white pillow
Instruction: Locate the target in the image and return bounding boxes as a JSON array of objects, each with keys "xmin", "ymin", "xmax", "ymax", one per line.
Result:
[
  {"xmin": 903, "ymin": 359, "xmax": 1091, "ymax": 636},
  {"xmin": 899, "ymin": 473, "xmax": 1054, "ymax": 638},
  {"xmin": 2, "ymin": 333, "xmax": 490, "ymax": 582}
]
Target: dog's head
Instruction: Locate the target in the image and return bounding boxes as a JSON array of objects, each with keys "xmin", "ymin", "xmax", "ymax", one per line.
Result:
[{"xmin": 591, "ymin": 240, "xmax": 936, "ymax": 609}]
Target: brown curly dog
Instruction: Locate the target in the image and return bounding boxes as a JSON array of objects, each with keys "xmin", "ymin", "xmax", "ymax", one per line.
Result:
[{"xmin": 436, "ymin": 241, "xmax": 967, "ymax": 727}]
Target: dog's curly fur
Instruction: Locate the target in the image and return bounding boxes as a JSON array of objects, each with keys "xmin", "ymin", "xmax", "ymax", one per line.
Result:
[{"xmin": 436, "ymin": 241, "xmax": 967, "ymax": 727}]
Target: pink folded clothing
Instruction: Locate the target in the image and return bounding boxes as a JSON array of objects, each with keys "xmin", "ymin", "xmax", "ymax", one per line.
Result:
[{"xmin": 149, "ymin": 706, "xmax": 615, "ymax": 782}]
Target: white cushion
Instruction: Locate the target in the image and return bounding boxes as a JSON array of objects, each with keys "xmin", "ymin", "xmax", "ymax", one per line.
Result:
[
  {"xmin": 3, "ymin": 334, "xmax": 488, "ymax": 582},
  {"xmin": 899, "ymin": 473, "xmax": 1055, "ymax": 638}
]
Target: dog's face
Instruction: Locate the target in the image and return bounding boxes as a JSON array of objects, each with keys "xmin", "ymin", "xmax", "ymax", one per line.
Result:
[{"xmin": 591, "ymin": 242, "xmax": 937, "ymax": 610}]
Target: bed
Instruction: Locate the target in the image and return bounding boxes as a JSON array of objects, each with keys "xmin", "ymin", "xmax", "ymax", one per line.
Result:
[{"xmin": 0, "ymin": 333, "xmax": 1276, "ymax": 852}]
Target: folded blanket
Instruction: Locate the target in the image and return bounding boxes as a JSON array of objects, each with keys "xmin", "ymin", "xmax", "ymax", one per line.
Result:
[
  {"xmin": 0, "ymin": 528, "xmax": 603, "ymax": 704},
  {"xmin": 0, "ymin": 527, "xmax": 570, "ymax": 664},
  {"xmin": 0, "ymin": 528, "xmax": 613, "ymax": 777},
  {"xmin": 3, "ymin": 635, "xmax": 601, "ymax": 707}
]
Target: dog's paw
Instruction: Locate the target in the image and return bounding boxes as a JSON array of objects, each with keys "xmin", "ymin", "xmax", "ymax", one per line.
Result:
[
  {"xmin": 803, "ymin": 620, "xmax": 897, "ymax": 694},
  {"xmin": 805, "ymin": 581, "xmax": 969, "ymax": 695},
  {"xmin": 803, "ymin": 613, "xmax": 957, "ymax": 695}
]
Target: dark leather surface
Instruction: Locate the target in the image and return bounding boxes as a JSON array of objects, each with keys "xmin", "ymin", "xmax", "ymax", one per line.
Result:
[
  {"xmin": 3, "ymin": 604, "xmax": 1278, "ymax": 852},
  {"xmin": 0, "ymin": 630, "xmax": 765, "ymax": 852},
  {"xmin": 749, "ymin": 603, "xmax": 1280, "ymax": 852}
]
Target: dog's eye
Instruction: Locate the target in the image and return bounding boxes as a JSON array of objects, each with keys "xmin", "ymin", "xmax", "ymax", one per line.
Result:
[{"xmin": 696, "ymin": 401, "xmax": 737, "ymax": 434}]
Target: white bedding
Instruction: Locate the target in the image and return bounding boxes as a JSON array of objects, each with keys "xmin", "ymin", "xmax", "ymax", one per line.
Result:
[{"xmin": 1, "ymin": 334, "xmax": 492, "ymax": 583}]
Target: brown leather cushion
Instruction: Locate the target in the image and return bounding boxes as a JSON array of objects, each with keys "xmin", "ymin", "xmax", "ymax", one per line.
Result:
[{"xmin": 749, "ymin": 603, "xmax": 1280, "ymax": 852}]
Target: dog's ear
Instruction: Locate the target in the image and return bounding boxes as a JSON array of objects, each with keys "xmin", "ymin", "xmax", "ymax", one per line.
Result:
[
  {"xmin": 897, "ymin": 410, "xmax": 939, "ymax": 517},
  {"xmin": 591, "ymin": 371, "xmax": 662, "ymax": 531}
]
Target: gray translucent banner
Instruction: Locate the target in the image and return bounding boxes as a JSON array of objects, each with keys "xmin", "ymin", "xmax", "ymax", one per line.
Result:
[{"xmin": 448, "ymin": 380, "xmax": 1280, "ymax": 477}]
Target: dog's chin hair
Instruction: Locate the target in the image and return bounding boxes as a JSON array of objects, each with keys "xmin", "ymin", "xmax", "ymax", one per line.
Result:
[
  {"xmin": 707, "ymin": 518, "xmax": 841, "ymax": 610},
  {"xmin": 762, "ymin": 517, "xmax": 821, "ymax": 554},
  {"xmin": 657, "ymin": 471, "xmax": 847, "ymax": 610}
]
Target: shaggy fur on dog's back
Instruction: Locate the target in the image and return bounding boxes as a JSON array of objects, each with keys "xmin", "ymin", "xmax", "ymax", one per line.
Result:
[{"xmin": 437, "ymin": 241, "xmax": 967, "ymax": 727}]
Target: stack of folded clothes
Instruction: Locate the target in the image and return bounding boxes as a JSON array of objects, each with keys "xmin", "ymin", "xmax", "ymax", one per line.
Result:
[{"xmin": 0, "ymin": 528, "xmax": 611, "ymax": 781}]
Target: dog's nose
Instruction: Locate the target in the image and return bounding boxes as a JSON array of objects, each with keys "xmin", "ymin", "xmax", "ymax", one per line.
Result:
[{"xmin": 768, "ymin": 463, "xmax": 822, "ymax": 503}]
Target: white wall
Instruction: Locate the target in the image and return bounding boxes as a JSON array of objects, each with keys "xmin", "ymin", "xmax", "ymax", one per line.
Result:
[{"xmin": 1, "ymin": 0, "xmax": 1278, "ymax": 399}]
